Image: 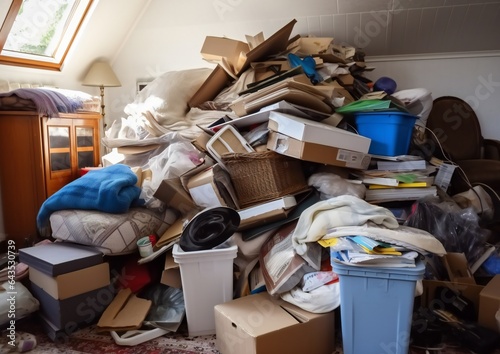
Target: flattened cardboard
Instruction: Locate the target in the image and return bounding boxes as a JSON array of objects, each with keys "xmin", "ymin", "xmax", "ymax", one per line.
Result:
[
  {"xmin": 155, "ymin": 218, "xmax": 183, "ymax": 250},
  {"xmin": 188, "ymin": 65, "xmax": 233, "ymax": 108},
  {"xmin": 154, "ymin": 177, "xmax": 198, "ymax": 216},
  {"xmin": 19, "ymin": 243, "xmax": 103, "ymax": 277},
  {"xmin": 29, "ymin": 262, "xmax": 110, "ymax": 300},
  {"xmin": 443, "ymin": 252, "xmax": 476, "ymax": 284},
  {"xmin": 215, "ymin": 292, "xmax": 335, "ymax": 354},
  {"xmin": 97, "ymin": 288, "xmax": 152, "ymax": 332},
  {"xmin": 479, "ymin": 275, "xmax": 500, "ymax": 332},
  {"xmin": 267, "ymin": 131, "xmax": 371, "ymax": 170},
  {"xmin": 189, "ymin": 19, "xmax": 297, "ymax": 108},
  {"xmin": 160, "ymin": 249, "xmax": 182, "ymax": 289}
]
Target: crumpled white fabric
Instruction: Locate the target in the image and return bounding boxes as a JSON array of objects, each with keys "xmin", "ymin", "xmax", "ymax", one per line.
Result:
[
  {"xmin": 292, "ymin": 195, "xmax": 399, "ymax": 255},
  {"xmin": 324, "ymin": 222, "xmax": 447, "ymax": 256},
  {"xmin": 280, "ymin": 281, "xmax": 340, "ymax": 313},
  {"xmin": 308, "ymin": 172, "xmax": 366, "ymax": 200}
]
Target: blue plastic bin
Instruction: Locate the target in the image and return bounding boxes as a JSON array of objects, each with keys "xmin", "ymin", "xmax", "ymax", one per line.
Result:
[
  {"xmin": 353, "ymin": 111, "xmax": 417, "ymax": 156},
  {"xmin": 332, "ymin": 260, "xmax": 425, "ymax": 354}
]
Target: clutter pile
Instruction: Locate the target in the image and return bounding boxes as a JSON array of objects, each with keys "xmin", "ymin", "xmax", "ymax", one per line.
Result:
[{"xmin": 7, "ymin": 18, "xmax": 500, "ymax": 354}]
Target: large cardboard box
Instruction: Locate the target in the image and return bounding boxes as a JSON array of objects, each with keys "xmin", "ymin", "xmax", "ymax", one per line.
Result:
[
  {"xmin": 267, "ymin": 111, "xmax": 371, "ymax": 154},
  {"xmin": 29, "ymin": 262, "xmax": 110, "ymax": 300},
  {"xmin": 478, "ymin": 275, "xmax": 500, "ymax": 332},
  {"xmin": 267, "ymin": 131, "xmax": 371, "ymax": 170},
  {"xmin": 215, "ymin": 292, "xmax": 336, "ymax": 354}
]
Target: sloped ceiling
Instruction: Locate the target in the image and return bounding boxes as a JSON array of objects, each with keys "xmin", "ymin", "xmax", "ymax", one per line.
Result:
[{"xmin": 323, "ymin": 0, "xmax": 500, "ymax": 56}]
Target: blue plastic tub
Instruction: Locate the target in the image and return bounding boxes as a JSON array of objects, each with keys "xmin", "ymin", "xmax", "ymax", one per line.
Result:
[
  {"xmin": 332, "ymin": 260, "xmax": 425, "ymax": 354},
  {"xmin": 353, "ymin": 111, "xmax": 417, "ymax": 156}
]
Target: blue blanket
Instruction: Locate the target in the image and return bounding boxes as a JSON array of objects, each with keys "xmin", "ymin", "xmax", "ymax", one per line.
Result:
[{"xmin": 37, "ymin": 164, "xmax": 142, "ymax": 234}]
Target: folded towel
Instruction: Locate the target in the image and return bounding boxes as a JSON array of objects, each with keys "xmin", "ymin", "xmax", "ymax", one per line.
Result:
[{"xmin": 37, "ymin": 164, "xmax": 142, "ymax": 235}]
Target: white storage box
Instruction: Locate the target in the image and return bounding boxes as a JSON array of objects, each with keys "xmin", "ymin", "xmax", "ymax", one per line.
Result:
[{"xmin": 173, "ymin": 243, "xmax": 238, "ymax": 336}]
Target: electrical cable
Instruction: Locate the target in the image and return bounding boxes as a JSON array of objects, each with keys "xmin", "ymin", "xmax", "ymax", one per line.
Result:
[{"xmin": 423, "ymin": 126, "xmax": 489, "ymax": 215}]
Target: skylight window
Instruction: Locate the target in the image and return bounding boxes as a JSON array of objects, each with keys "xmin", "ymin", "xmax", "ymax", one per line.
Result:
[{"xmin": 0, "ymin": 0, "xmax": 94, "ymax": 70}]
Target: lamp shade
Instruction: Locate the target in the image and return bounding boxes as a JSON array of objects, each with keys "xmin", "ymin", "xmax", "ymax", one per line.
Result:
[{"xmin": 82, "ymin": 61, "xmax": 121, "ymax": 87}]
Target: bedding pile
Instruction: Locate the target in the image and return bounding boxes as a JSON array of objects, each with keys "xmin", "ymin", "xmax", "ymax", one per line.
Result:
[
  {"xmin": 37, "ymin": 164, "xmax": 142, "ymax": 236},
  {"xmin": 0, "ymin": 87, "xmax": 100, "ymax": 115}
]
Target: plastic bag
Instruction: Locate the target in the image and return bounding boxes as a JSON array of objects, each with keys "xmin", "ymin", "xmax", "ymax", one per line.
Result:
[
  {"xmin": 404, "ymin": 199, "xmax": 489, "ymax": 268},
  {"xmin": 139, "ymin": 133, "xmax": 205, "ymax": 209}
]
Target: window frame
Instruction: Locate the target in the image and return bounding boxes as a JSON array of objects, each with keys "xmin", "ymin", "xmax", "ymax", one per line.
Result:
[{"xmin": 0, "ymin": 0, "xmax": 94, "ymax": 71}]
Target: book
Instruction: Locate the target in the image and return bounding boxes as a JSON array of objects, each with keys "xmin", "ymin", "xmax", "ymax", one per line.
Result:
[
  {"xmin": 367, "ymin": 181, "xmax": 431, "ymax": 189},
  {"xmin": 238, "ymin": 195, "xmax": 297, "ymax": 220},
  {"xmin": 364, "ymin": 186, "xmax": 438, "ymax": 203},
  {"xmin": 376, "ymin": 159, "xmax": 427, "ymax": 171}
]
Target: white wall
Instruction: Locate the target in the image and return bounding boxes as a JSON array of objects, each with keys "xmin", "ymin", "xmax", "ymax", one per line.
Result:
[
  {"xmin": 365, "ymin": 54, "xmax": 500, "ymax": 139},
  {"xmin": 107, "ymin": 0, "xmax": 500, "ymax": 139}
]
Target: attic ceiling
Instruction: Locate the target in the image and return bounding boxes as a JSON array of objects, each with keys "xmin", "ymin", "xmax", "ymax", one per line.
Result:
[{"xmin": 308, "ymin": 0, "xmax": 500, "ymax": 57}]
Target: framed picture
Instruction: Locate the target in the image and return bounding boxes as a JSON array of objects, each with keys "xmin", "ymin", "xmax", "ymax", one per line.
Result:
[{"xmin": 136, "ymin": 80, "xmax": 152, "ymax": 93}]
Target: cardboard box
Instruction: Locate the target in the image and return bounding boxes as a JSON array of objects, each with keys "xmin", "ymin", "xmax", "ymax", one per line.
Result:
[
  {"xmin": 215, "ymin": 292, "xmax": 336, "ymax": 354},
  {"xmin": 478, "ymin": 275, "xmax": 500, "ymax": 332},
  {"xmin": 267, "ymin": 111, "xmax": 371, "ymax": 154},
  {"xmin": 443, "ymin": 252, "xmax": 476, "ymax": 285},
  {"xmin": 186, "ymin": 164, "xmax": 239, "ymax": 209},
  {"xmin": 267, "ymin": 131, "xmax": 371, "ymax": 170},
  {"xmin": 19, "ymin": 243, "xmax": 103, "ymax": 277},
  {"xmin": 154, "ymin": 177, "xmax": 198, "ymax": 215},
  {"xmin": 153, "ymin": 156, "xmax": 215, "ymax": 215},
  {"xmin": 29, "ymin": 262, "xmax": 110, "ymax": 300},
  {"xmin": 421, "ymin": 279, "xmax": 484, "ymax": 316},
  {"xmin": 30, "ymin": 282, "xmax": 114, "ymax": 329},
  {"xmin": 201, "ymin": 36, "xmax": 250, "ymax": 75}
]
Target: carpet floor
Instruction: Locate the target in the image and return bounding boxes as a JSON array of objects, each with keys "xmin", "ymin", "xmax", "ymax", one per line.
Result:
[{"xmin": 2, "ymin": 314, "xmax": 499, "ymax": 354}]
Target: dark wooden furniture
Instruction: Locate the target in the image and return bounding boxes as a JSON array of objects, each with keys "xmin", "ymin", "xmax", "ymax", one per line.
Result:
[{"xmin": 0, "ymin": 110, "xmax": 101, "ymax": 248}]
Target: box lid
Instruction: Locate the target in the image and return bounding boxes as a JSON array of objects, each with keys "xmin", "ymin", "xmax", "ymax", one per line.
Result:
[
  {"xmin": 19, "ymin": 243, "xmax": 103, "ymax": 276},
  {"xmin": 268, "ymin": 111, "xmax": 371, "ymax": 154},
  {"xmin": 215, "ymin": 292, "xmax": 323, "ymax": 336}
]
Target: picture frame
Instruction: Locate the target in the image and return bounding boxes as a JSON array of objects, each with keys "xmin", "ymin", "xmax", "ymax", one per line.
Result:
[{"xmin": 136, "ymin": 80, "xmax": 152, "ymax": 93}]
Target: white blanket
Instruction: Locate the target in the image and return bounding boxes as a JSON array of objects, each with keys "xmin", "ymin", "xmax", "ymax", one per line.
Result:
[{"xmin": 292, "ymin": 195, "xmax": 446, "ymax": 257}]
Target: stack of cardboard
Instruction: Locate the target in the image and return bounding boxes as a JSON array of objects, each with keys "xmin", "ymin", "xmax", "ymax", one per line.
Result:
[
  {"xmin": 18, "ymin": 243, "xmax": 113, "ymax": 341},
  {"xmin": 152, "ymin": 19, "xmax": 375, "ymax": 231}
]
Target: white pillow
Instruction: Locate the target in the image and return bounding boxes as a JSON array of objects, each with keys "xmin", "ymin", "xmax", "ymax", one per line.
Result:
[{"xmin": 49, "ymin": 207, "xmax": 178, "ymax": 255}]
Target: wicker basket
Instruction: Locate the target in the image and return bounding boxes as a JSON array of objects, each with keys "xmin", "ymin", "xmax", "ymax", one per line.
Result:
[{"xmin": 222, "ymin": 151, "xmax": 308, "ymax": 208}]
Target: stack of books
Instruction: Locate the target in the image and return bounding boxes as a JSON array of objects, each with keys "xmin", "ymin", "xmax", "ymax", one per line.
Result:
[{"xmin": 352, "ymin": 157, "xmax": 438, "ymax": 203}]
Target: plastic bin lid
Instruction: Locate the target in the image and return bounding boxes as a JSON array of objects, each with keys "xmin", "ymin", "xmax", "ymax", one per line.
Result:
[{"xmin": 332, "ymin": 260, "xmax": 425, "ymax": 281}]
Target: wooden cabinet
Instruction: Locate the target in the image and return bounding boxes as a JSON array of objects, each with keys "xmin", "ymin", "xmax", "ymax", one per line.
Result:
[{"xmin": 0, "ymin": 111, "xmax": 101, "ymax": 248}]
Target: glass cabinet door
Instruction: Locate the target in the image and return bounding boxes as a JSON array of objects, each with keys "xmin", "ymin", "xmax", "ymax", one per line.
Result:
[
  {"xmin": 75, "ymin": 126, "xmax": 95, "ymax": 169},
  {"xmin": 48, "ymin": 126, "xmax": 71, "ymax": 172}
]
